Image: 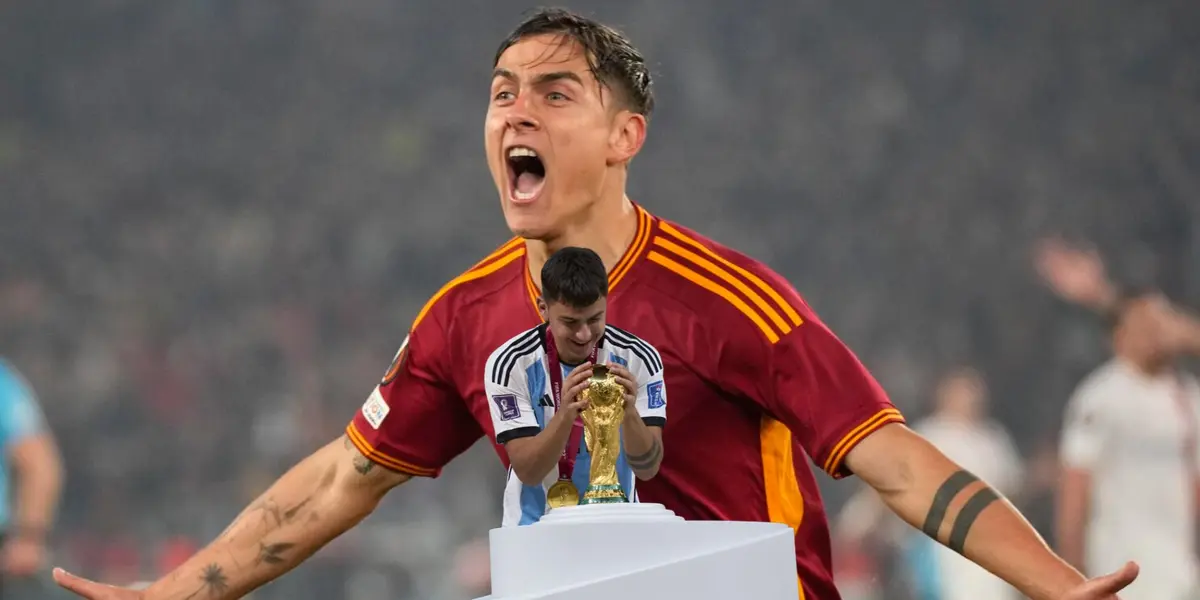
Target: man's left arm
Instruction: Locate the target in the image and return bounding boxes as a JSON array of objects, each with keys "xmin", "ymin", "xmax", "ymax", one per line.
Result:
[
  {"xmin": 722, "ymin": 276, "xmax": 1136, "ymax": 600},
  {"xmin": 609, "ymin": 355, "xmax": 665, "ymax": 481}
]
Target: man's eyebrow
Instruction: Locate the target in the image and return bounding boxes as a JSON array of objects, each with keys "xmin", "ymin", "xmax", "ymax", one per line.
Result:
[{"xmin": 490, "ymin": 68, "xmax": 585, "ymax": 88}]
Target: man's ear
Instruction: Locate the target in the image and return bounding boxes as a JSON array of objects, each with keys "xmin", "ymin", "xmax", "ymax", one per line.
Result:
[
  {"xmin": 608, "ymin": 111, "xmax": 647, "ymax": 166},
  {"xmin": 537, "ymin": 297, "xmax": 548, "ymax": 321}
]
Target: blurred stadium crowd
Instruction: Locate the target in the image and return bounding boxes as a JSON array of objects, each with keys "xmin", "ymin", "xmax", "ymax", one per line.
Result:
[{"xmin": 1, "ymin": 1, "xmax": 1198, "ymax": 598}]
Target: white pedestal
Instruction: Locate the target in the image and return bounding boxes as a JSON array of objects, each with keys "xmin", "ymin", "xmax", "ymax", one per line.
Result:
[{"xmin": 476, "ymin": 504, "xmax": 798, "ymax": 600}]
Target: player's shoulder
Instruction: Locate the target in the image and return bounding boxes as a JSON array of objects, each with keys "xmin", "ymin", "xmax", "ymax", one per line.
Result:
[
  {"xmin": 644, "ymin": 217, "xmax": 808, "ymax": 345},
  {"xmin": 1070, "ymin": 359, "xmax": 1129, "ymax": 408},
  {"xmin": 485, "ymin": 324, "xmax": 546, "ymax": 385},
  {"xmin": 604, "ymin": 325, "xmax": 663, "ymax": 376},
  {"xmin": 411, "ymin": 237, "xmax": 527, "ymax": 332}
]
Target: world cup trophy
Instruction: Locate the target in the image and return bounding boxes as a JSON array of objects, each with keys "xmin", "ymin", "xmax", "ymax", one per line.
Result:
[{"xmin": 580, "ymin": 364, "xmax": 628, "ymax": 504}]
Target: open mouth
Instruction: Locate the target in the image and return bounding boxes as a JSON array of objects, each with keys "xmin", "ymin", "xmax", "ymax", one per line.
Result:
[{"xmin": 506, "ymin": 147, "xmax": 546, "ymax": 202}]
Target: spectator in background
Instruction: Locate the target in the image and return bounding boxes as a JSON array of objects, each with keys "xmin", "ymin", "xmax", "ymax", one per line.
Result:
[
  {"xmin": 0, "ymin": 358, "xmax": 65, "ymax": 597},
  {"xmin": 836, "ymin": 367, "xmax": 1023, "ymax": 600},
  {"xmin": 1056, "ymin": 291, "xmax": 1200, "ymax": 600}
]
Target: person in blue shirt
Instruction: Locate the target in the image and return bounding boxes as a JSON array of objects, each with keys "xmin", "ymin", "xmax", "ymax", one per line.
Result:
[{"xmin": 0, "ymin": 358, "xmax": 64, "ymax": 593}]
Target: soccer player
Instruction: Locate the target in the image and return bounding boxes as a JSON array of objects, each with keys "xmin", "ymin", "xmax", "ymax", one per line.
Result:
[
  {"xmin": 55, "ymin": 8, "xmax": 1136, "ymax": 600},
  {"xmin": 0, "ymin": 358, "xmax": 64, "ymax": 594},
  {"xmin": 1057, "ymin": 291, "xmax": 1200, "ymax": 600},
  {"xmin": 485, "ymin": 246, "xmax": 665, "ymax": 524}
]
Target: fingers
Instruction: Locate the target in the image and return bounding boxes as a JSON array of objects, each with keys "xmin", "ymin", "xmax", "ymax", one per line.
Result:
[
  {"xmin": 565, "ymin": 362, "xmax": 594, "ymax": 385},
  {"xmin": 1070, "ymin": 562, "xmax": 1138, "ymax": 599},
  {"xmin": 54, "ymin": 568, "xmax": 112, "ymax": 598},
  {"xmin": 1097, "ymin": 561, "xmax": 1138, "ymax": 593}
]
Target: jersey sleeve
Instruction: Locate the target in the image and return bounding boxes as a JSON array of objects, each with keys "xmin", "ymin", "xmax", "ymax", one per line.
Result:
[
  {"xmin": 346, "ymin": 308, "xmax": 482, "ymax": 478},
  {"xmin": 0, "ymin": 364, "xmax": 45, "ymax": 447},
  {"xmin": 631, "ymin": 342, "xmax": 666, "ymax": 428},
  {"xmin": 1059, "ymin": 379, "xmax": 1109, "ymax": 471},
  {"xmin": 717, "ymin": 286, "xmax": 903, "ymax": 480},
  {"xmin": 485, "ymin": 348, "xmax": 540, "ymax": 445}
]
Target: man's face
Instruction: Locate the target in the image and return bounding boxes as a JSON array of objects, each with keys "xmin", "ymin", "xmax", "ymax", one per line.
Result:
[
  {"xmin": 1120, "ymin": 293, "xmax": 1176, "ymax": 361},
  {"xmin": 485, "ymin": 34, "xmax": 627, "ymax": 240},
  {"xmin": 539, "ymin": 296, "xmax": 606, "ymax": 364}
]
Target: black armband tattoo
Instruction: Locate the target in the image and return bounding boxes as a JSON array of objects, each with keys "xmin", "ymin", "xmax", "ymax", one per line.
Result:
[
  {"xmin": 947, "ymin": 487, "xmax": 1000, "ymax": 554},
  {"xmin": 921, "ymin": 469, "xmax": 1001, "ymax": 555},
  {"xmin": 921, "ymin": 470, "xmax": 978, "ymax": 539},
  {"xmin": 627, "ymin": 438, "xmax": 662, "ymax": 471}
]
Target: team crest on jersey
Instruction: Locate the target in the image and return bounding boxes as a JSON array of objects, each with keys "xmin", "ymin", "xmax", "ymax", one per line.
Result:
[
  {"xmin": 493, "ymin": 394, "xmax": 520, "ymax": 421},
  {"xmin": 647, "ymin": 381, "xmax": 665, "ymax": 409},
  {"xmin": 381, "ymin": 335, "xmax": 410, "ymax": 386},
  {"xmin": 361, "ymin": 388, "xmax": 390, "ymax": 429},
  {"xmin": 608, "ymin": 353, "xmax": 628, "ymax": 368}
]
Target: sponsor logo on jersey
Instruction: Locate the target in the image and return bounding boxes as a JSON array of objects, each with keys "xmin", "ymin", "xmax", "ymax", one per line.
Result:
[
  {"xmin": 361, "ymin": 388, "xmax": 390, "ymax": 429},
  {"xmin": 493, "ymin": 394, "xmax": 520, "ymax": 421},
  {"xmin": 381, "ymin": 335, "xmax": 410, "ymax": 386},
  {"xmin": 647, "ymin": 380, "xmax": 665, "ymax": 409},
  {"xmin": 608, "ymin": 353, "xmax": 628, "ymax": 367}
]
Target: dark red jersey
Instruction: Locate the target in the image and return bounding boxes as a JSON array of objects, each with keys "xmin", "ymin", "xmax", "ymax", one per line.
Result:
[{"xmin": 347, "ymin": 205, "xmax": 904, "ymax": 599}]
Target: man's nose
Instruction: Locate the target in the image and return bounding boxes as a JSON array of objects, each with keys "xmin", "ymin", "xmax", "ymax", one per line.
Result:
[{"xmin": 505, "ymin": 96, "xmax": 540, "ymax": 131}]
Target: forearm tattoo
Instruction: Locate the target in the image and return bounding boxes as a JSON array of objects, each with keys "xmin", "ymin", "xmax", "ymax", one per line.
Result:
[
  {"xmin": 343, "ymin": 435, "xmax": 378, "ymax": 475},
  {"xmin": 627, "ymin": 438, "xmax": 662, "ymax": 471},
  {"xmin": 922, "ymin": 469, "xmax": 1000, "ymax": 555},
  {"xmin": 182, "ymin": 564, "xmax": 230, "ymax": 599}
]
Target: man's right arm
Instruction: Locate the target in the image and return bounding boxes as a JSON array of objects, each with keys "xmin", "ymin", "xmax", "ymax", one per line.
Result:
[{"xmin": 56, "ymin": 435, "xmax": 408, "ymax": 600}]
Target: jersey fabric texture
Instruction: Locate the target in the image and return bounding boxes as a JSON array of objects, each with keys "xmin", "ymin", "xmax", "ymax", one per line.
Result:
[
  {"xmin": 347, "ymin": 204, "xmax": 905, "ymax": 599},
  {"xmin": 0, "ymin": 359, "xmax": 46, "ymax": 529},
  {"xmin": 485, "ymin": 323, "xmax": 666, "ymax": 526}
]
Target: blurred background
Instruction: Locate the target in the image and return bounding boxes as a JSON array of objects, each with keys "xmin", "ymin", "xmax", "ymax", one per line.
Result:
[{"xmin": 1, "ymin": 1, "xmax": 1198, "ymax": 598}]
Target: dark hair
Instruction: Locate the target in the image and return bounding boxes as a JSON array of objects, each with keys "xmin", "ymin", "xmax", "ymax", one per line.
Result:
[
  {"xmin": 494, "ymin": 7, "xmax": 654, "ymax": 117},
  {"xmin": 541, "ymin": 247, "xmax": 608, "ymax": 307}
]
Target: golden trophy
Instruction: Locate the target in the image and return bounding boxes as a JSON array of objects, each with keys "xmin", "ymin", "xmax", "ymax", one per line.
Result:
[{"xmin": 580, "ymin": 364, "xmax": 629, "ymax": 504}]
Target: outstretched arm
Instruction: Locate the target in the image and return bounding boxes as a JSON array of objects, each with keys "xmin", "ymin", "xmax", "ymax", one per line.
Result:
[
  {"xmin": 844, "ymin": 424, "xmax": 1136, "ymax": 600},
  {"xmin": 56, "ymin": 435, "xmax": 410, "ymax": 600}
]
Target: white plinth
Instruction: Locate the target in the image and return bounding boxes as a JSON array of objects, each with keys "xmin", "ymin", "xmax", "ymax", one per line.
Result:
[{"xmin": 476, "ymin": 504, "xmax": 797, "ymax": 600}]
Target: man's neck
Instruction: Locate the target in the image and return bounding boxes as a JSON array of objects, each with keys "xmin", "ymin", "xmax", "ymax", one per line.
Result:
[
  {"xmin": 1115, "ymin": 352, "xmax": 1169, "ymax": 379},
  {"xmin": 526, "ymin": 196, "xmax": 639, "ymax": 290}
]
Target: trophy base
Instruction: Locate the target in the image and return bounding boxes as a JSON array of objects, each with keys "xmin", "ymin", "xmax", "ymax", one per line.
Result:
[{"xmin": 580, "ymin": 484, "xmax": 627, "ymax": 505}]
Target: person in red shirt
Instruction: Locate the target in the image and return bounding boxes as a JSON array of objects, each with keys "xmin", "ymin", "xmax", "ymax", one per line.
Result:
[{"xmin": 55, "ymin": 8, "xmax": 1137, "ymax": 600}]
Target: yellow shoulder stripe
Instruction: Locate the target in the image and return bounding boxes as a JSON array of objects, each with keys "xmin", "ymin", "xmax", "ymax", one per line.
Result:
[
  {"xmin": 659, "ymin": 222, "xmax": 803, "ymax": 327},
  {"xmin": 647, "ymin": 251, "xmax": 781, "ymax": 343},
  {"xmin": 411, "ymin": 245, "xmax": 525, "ymax": 330}
]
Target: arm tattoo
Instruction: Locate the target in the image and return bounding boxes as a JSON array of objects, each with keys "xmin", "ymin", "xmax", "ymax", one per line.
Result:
[
  {"xmin": 248, "ymin": 496, "xmax": 313, "ymax": 532},
  {"xmin": 343, "ymin": 435, "xmax": 377, "ymax": 475},
  {"xmin": 947, "ymin": 487, "xmax": 1001, "ymax": 554},
  {"xmin": 627, "ymin": 438, "xmax": 662, "ymax": 471},
  {"xmin": 183, "ymin": 564, "xmax": 230, "ymax": 599},
  {"xmin": 921, "ymin": 469, "xmax": 1001, "ymax": 555},
  {"xmin": 256, "ymin": 541, "xmax": 297, "ymax": 566}
]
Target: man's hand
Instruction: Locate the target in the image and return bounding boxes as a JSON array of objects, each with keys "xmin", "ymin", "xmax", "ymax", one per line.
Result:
[
  {"xmin": 845, "ymin": 423, "xmax": 1133, "ymax": 600},
  {"xmin": 606, "ymin": 363, "xmax": 638, "ymax": 414},
  {"xmin": 1, "ymin": 535, "xmax": 45, "ymax": 577},
  {"xmin": 1033, "ymin": 238, "xmax": 1118, "ymax": 313},
  {"xmin": 559, "ymin": 363, "xmax": 594, "ymax": 416},
  {"xmin": 53, "ymin": 569, "xmax": 142, "ymax": 600},
  {"xmin": 1062, "ymin": 562, "xmax": 1139, "ymax": 600}
]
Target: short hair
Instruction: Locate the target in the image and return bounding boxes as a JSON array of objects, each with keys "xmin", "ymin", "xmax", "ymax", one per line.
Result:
[
  {"xmin": 541, "ymin": 247, "xmax": 608, "ymax": 308},
  {"xmin": 494, "ymin": 7, "xmax": 654, "ymax": 117}
]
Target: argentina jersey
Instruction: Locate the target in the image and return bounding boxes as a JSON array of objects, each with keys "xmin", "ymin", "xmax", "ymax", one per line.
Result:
[{"xmin": 484, "ymin": 324, "xmax": 667, "ymax": 527}]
